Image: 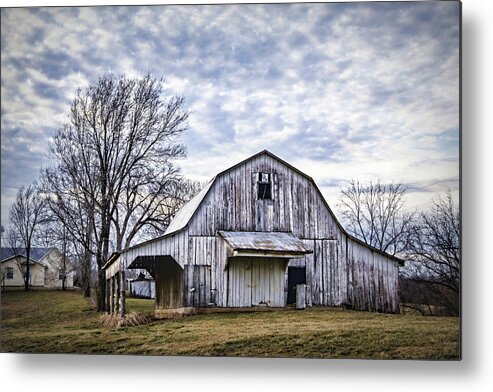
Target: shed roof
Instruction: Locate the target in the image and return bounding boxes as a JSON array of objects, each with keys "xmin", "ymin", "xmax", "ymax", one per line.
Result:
[
  {"xmin": 164, "ymin": 179, "xmax": 214, "ymax": 235},
  {"xmin": 219, "ymin": 231, "xmax": 311, "ymax": 257}
]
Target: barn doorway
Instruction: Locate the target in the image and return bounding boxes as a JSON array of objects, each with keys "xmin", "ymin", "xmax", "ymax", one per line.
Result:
[
  {"xmin": 127, "ymin": 255, "xmax": 183, "ymax": 309},
  {"xmin": 287, "ymin": 267, "xmax": 306, "ymax": 305},
  {"xmin": 227, "ymin": 257, "xmax": 288, "ymax": 307},
  {"xmin": 154, "ymin": 258, "xmax": 183, "ymax": 309}
]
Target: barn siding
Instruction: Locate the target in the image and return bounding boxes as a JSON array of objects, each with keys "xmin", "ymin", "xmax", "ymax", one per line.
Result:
[
  {"xmin": 214, "ymin": 234, "xmax": 229, "ymax": 307},
  {"xmin": 346, "ymin": 237, "xmax": 400, "ymax": 313},
  {"xmin": 184, "ymin": 264, "xmax": 212, "ymax": 307}
]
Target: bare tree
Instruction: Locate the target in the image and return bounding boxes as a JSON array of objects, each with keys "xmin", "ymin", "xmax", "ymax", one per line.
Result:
[
  {"xmin": 43, "ymin": 74, "xmax": 189, "ymax": 311},
  {"xmin": 135, "ymin": 178, "xmax": 205, "ymax": 242},
  {"xmin": 40, "ymin": 169, "xmax": 95, "ymax": 297},
  {"xmin": 4, "ymin": 228, "xmax": 30, "ymax": 286},
  {"xmin": 0, "ymin": 224, "xmax": 5, "ymax": 246},
  {"xmin": 112, "ymin": 162, "xmax": 181, "ymax": 250},
  {"xmin": 402, "ymin": 191, "xmax": 460, "ymax": 316},
  {"xmin": 35, "ymin": 212, "xmax": 77, "ymax": 291},
  {"xmin": 338, "ymin": 180, "xmax": 415, "ymax": 255},
  {"xmin": 8, "ymin": 183, "xmax": 47, "ymax": 291}
]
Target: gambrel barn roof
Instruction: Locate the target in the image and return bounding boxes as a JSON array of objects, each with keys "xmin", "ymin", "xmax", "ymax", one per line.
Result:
[{"xmin": 107, "ymin": 150, "xmax": 404, "ymax": 266}]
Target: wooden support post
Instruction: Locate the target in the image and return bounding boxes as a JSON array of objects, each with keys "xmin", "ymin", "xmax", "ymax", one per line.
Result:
[
  {"xmin": 110, "ymin": 277, "xmax": 115, "ymax": 315},
  {"xmin": 105, "ymin": 279, "xmax": 111, "ymax": 313},
  {"xmin": 115, "ymin": 272, "xmax": 120, "ymax": 316},
  {"xmin": 108, "ymin": 277, "xmax": 111, "ymax": 314},
  {"xmin": 112, "ymin": 276, "xmax": 117, "ymax": 315},
  {"xmin": 119, "ymin": 270, "xmax": 126, "ymax": 317}
]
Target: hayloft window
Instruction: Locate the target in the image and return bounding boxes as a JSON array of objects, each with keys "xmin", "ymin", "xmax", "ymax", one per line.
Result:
[
  {"xmin": 257, "ymin": 172, "xmax": 272, "ymax": 200},
  {"xmin": 6, "ymin": 267, "xmax": 14, "ymax": 279}
]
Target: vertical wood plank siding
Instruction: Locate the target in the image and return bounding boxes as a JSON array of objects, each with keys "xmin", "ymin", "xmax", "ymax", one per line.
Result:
[
  {"xmin": 345, "ymin": 238, "xmax": 400, "ymax": 313},
  {"xmin": 227, "ymin": 257, "xmax": 287, "ymax": 307},
  {"xmin": 108, "ymin": 152, "xmax": 401, "ymax": 313},
  {"xmin": 188, "ymin": 154, "xmax": 339, "ymax": 238}
]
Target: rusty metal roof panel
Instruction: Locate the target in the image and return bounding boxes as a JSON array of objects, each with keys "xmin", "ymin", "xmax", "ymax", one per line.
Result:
[{"xmin": 218, "ymin": 231, "xmax": 311, "ymax": 254}]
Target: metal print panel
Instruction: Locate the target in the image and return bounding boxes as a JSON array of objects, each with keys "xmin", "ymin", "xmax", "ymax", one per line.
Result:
[{"xmin": 1, "ymin": 1, "xmax": 460, "ymax": 359}]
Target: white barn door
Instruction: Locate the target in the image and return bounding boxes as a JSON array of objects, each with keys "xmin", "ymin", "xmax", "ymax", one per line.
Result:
[{"xmin": 228, "ymin": 257, "xmax": 287, "ymax": 307}]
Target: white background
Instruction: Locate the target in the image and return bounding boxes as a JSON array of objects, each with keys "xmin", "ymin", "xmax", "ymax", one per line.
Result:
[{"xmin": 1, "ymin": 0, "xmax": 491, "ymax": 391}]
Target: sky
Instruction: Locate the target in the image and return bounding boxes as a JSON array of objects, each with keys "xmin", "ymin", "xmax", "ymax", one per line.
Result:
[{"xmin": 0, "ymin": 1, "xmax": 460, "ymax": 230}]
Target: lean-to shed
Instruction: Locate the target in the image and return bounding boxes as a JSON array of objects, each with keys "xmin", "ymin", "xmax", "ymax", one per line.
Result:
[{"xmin": 103, "ymin": 150, "xmax": 404, "ymax": 316}]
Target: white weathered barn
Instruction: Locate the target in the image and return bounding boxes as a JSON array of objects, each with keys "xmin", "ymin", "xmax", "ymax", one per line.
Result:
[{"xmin": 103, "ymin": 150, "xmax": 404, "ymax": 316}]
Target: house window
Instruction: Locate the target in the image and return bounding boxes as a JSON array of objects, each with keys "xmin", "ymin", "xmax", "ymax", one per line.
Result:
[
  {"xmin": 6, "ymin": 267, "xmax": 14, "ymax": 279},
  {"xmin": 257, "ymin": 172, "xmax": 272, "ymax": 200},
  {"xmin": 58, "ymin": 268, "xmax": 65, "ymax": 280}
]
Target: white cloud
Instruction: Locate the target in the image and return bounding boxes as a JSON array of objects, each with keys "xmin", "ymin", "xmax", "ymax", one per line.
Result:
[{"xmin": 1, "ymin": 2, "xmax": 460, "ymax": 229}]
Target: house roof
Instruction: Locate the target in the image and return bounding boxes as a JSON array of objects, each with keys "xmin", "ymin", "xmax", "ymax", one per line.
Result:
[
  {"xmin": 128, "ymin": 272, "xmax": 154, "ymax": 282},
  {"xmin": 0, "ymin": 247, "xmax": 56, "ymax": 263},
  {"xmin": 112, "ymin": 149, "xmax": 404, "ymax": 266}
]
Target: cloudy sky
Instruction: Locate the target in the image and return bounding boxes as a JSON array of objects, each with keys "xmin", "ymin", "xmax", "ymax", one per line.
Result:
[{"xmin": 1, "ymin": 1, "xmax": 460, "ymax": 229}]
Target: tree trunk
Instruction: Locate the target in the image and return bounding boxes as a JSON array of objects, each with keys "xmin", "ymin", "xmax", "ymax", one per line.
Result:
[
  {"xmin": 97, "ymin": 268, "xmax": 106, "ymax": 312},
  {"xmin": 82, "ymin": 249, "xmax": 91, "ymax": 297},
  {"xmin": 82, "ymin": 211, "xmax": 94, "ymax": 298},
  {"xmin": 25, "ymin": 248, "xmax": 30, "ymax": 291},
  {"xmin": 95, "ymin": 207, "xmax": 111, "ymax": 312},
  {"xmin": 62, "ymin": 227, "xmax": 67, "ymax": 291},
  {"xmin": 95, "ymin": 229, "xmax": 107, "ymax": 311},
  {"xmin": 119, "ymin": 269, "xmax": 126, "ymax": 317}
]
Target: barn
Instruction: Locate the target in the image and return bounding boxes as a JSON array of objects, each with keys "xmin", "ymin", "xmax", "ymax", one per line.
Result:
[{"xmin": 103, "ymin": 150, "xmax": 404, "ymax": 316}]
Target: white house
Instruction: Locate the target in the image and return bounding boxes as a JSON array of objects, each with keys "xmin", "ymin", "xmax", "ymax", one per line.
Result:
[{"xmin": 1, "ymin": 247, "xmax": 74, "ymax": 289}]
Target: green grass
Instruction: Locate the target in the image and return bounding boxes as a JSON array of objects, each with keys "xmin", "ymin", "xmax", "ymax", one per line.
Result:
[
  {"xmin": 126, "ymin": 297, "xmax": 155, "ymax": 315},
  {"xmin": 0, "ymin": 290, "xmax": 460, "ymax": 358}
]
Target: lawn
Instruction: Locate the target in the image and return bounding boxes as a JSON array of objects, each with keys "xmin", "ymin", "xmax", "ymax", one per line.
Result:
[{"xmin": 0, "ymin": 290, "xmax": 460, "ymax": 359}]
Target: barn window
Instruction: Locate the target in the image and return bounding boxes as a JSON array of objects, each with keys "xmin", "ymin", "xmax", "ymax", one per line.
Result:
[
  {"xmin": 58, "ymin": 268, "xmax": 65, "ymax": 280},
  {"xmin": 6, "ymin": 267, "xmax": 14, "ymax": 279},
  {"xmin": 257, "ymin": 172, "xmax": 272, "ymax": 200}
]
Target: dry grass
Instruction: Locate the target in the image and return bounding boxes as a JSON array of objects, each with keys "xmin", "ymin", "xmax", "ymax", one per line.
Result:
[
  {"xmin": 100, "ymin": 312, "xmax": 154, "ymax": 329},
  {"xmin": 0, "ymin": 290, "xmax": 460, "ymax": 359}
]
